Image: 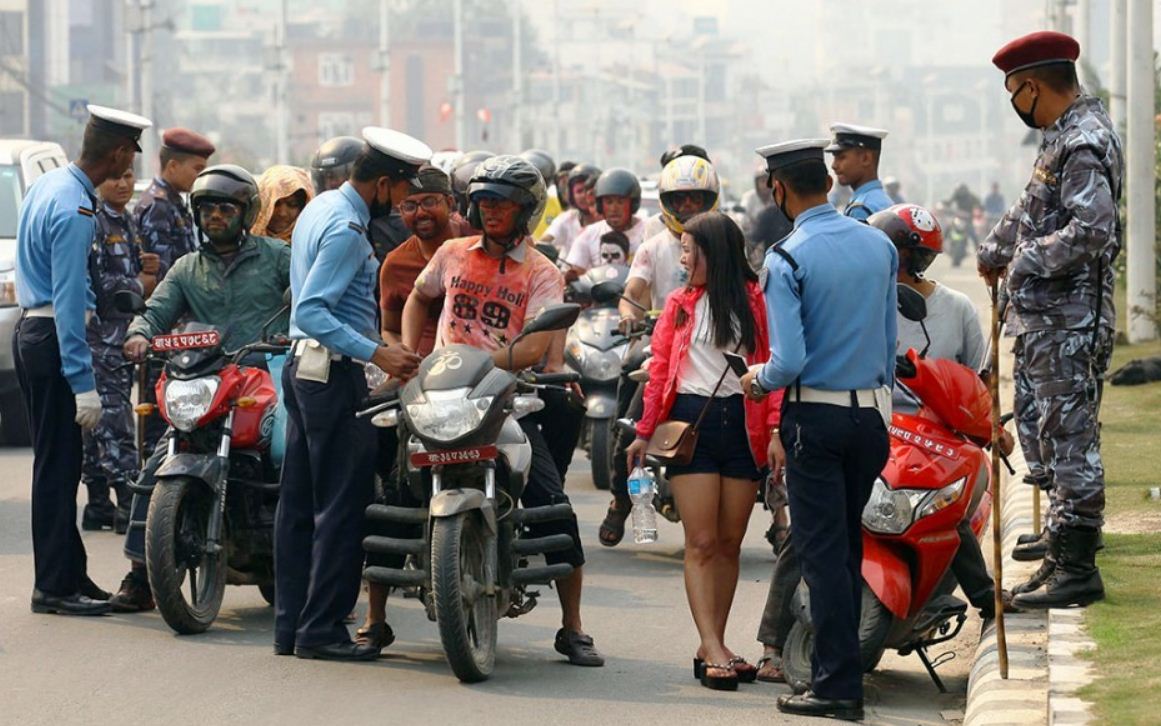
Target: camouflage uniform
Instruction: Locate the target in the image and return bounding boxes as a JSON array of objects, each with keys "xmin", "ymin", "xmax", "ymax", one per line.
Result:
[
  {"xmin": 134, "ymin": 177, "xmax": 198, "ymax": 451},
  {"xmin": 978, "ymin": 95, "xmax": 1122, "ymax": 531},
  {"xmin": 82, "ymin": 205, "xmax": 144, "ymax": 503}
]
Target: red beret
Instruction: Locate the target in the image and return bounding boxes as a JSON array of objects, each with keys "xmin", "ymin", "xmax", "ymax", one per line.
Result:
[
  {"xmin": 992, "ymin": 31, "xmax": 1080, "ymax": 77},
  {"xmin": 161, "ymin": 127, "xmax": 215, "ymax": 158}
]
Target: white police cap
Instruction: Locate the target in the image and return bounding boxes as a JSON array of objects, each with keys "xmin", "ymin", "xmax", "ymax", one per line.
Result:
[
  {"xmin": 826, "ymin": 123, "xmax": 888, "ymax": 152},
  {"xmin": 361, "ymin": 127, "xmax": 433, "ymax": 166},
  {"xmin": 86, "ymin": 104, "xmax": 153, "ymax": 151},
  {"xmin": 755, "ymin": 139, "xmax": 830, "ymax": 173}
]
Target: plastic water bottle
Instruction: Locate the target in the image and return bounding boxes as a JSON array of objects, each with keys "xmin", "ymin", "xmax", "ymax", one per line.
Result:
[{"xmin": 627, "ymin": 466, "xmax": 658, "ymax": 544}]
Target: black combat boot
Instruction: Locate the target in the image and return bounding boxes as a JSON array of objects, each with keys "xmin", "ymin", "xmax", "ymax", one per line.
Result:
[
  {"xmin": 1012, "ymin": 528, "xmax": 1050, "ymax": 561},
  {"xmin": 1013, "ymin": 527, "xmax": 1104, "ymax": 609},
  {"xmin": 1012, "ymin": 529, "xmax": 1057, "ymax": 595},
  {"xmin": 81, "ymin": 478, "xmax": 115, "ymax": 531},
  {"xmin": 112, "ymin": 480, "xmax": 132, "ymax": 535}
]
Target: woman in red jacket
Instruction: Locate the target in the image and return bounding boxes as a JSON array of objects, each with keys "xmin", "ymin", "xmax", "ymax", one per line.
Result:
[{"xmin": 626, "ymin": 212, "xmax": 782, "ymax": 691}]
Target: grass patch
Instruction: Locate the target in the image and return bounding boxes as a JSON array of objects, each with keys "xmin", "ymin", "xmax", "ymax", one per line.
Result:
[{"xmin": 1076, "ymin": 338, "xmax": 1161, "ymax": 724}]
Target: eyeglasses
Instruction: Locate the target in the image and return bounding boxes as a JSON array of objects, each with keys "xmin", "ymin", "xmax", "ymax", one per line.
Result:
[
  {"xmin": 600, "ymin": 252, "xmax": 624, "ymax": 262},
  {"xmin": 197, "ymin": 201, "xmax": 241, "ymax": 216},
  {"xmin": 399, "ymin": 196, "xmax": 445, "ymax": 214}
]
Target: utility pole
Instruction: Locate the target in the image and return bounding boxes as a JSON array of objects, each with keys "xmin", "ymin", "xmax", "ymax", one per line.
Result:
[
  {"xmin": 1107, "ymin": 0, "xmax": 1126, "ymax": 134},
  {"xmin": 139, "ymin": 0, "xmax": 156, "ymax": 178},
  {"xmin": 1073, "ymin": 0, "xmax": 1090, "ymax": 58},
  {"xmin": 1125, "ymin": 0, "xmax": 1156, "ymax": 342},
  {"xmin": 378, "ymin": 0, "xmax": 390, "ymax": 127},
  {"xmin": 274, "ymin": 0, "xmax": 289, "ymax": 164},
  {"xmin": 552, "ymin": 0, "xmax": 561, "ymax": 154},
  {"xmin": 512, "ymin": 2, "xmax": 523, "ymax": 150},
  {"xmin": 452, "ymin": 0, "xmax": 465, "ymax": 149}
]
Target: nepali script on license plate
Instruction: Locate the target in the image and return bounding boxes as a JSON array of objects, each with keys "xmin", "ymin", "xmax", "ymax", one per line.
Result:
[
  {"xmin": 410, "ymin": 445, "xmax": 498, "ymax": 468},
  {"xmin": 151, "ymin": 330, "xmax": 222, "ymax": 352}
]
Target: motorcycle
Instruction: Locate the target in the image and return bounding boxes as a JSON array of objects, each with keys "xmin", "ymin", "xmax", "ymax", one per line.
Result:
[
  {"xmin": 115, "ymin": 291, "xmax": 290, "ymax": 634},
  {"xmin": 781, "ymin": 286, "xmax": 996, "ymax": 692},
  {"xmin": 564, "ymin": 264, "xmax": 632, "ymax": 490},
  {"xmin": 358, "ymin": 303, "xmax": 582, "ymax": 683},
  {"xmin": 944, "ymin": 212, "xmax": 970, "ymax": 268}
]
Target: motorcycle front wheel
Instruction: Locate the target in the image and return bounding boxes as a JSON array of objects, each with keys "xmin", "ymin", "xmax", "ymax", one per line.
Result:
[
  {"xmin": 782, "ymin": 583, "xmax": 892, "ymax": 686},
  {"xmin": 590, "ymin": 418, "xmax": 614, "ymax": 491},
  {"xmin": 145, "ymin": 476, "xmax": 227, "ymax": 634},
  {"xmin": 432, "ymin": 511, "xmax": 498, "ymax": 682}
]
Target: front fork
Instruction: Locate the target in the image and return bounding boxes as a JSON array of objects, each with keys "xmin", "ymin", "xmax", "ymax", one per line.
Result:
[{"xmin": 205, "ymin": 410, "xmax": 234, "ymax": 555}]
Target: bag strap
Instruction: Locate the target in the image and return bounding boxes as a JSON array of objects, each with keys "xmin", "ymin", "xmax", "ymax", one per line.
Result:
[{"xmin": 690, "ymin": 341, "xmax": 742, "ymax": 432}]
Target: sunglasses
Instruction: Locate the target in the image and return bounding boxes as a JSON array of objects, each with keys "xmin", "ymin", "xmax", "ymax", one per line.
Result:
[
  {"xmin": 197, "ymin": 201, "xmax": 241, "ymax": 216},
  {"xmin": 600, "ymin": 251, "xmax": 624, "ymax": 261},
  {"xmin": 399, "ymin": 196, "xmax": 445, "ymax": 214}
]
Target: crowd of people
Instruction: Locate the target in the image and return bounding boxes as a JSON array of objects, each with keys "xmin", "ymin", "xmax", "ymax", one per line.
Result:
[{"xmin": 12, "ymin": 29, "xmax": 1123, "ymax": 722}]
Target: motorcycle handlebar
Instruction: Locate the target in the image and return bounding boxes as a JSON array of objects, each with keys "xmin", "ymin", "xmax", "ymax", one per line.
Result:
[{"xmin": 523, "ymin": 371, "xmax": 580, "ymax": 385}]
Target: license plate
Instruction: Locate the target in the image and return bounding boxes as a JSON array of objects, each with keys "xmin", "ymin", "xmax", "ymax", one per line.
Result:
[
  {"xmin": 151, "ymin": 330, "xmax": 221, "ymax": 352},
  {"xmin": 410, "ymin": 445, "xmax": 498, "ymax": 468}
]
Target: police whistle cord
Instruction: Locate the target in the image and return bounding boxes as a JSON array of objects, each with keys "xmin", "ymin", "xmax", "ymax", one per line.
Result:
[{"xmin": 988, "ymin": 279, "xmax": 1009, "ymax": 680}]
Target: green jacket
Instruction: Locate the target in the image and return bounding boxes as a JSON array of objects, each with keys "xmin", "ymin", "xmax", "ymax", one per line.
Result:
[{"xmin": 128, "ymin": 234, "xmax": 292, "ymax": 352}]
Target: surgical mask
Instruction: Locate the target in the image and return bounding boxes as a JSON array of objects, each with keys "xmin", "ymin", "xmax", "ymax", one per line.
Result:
[{"xmin": 1009, "ymin": 81, "xmax": 1039, "ymax": 129}]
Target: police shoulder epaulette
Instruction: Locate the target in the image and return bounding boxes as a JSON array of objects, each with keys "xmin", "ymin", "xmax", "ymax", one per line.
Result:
[
  {"xmin": 770, "ymin": 244, "xmax": 798, "ymax": 272},
  {"xmin": 77, "ymin": 206, "xmax": 95, "ymax": 218},
  {"xmin": 347, "ymin": 221, "xmax": 366, "ymax": 235}
]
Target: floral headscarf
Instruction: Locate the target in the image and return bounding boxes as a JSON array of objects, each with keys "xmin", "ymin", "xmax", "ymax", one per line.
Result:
[{"xmin": 252, "ymin": 165, "xmax": 313, "ymax": 242}]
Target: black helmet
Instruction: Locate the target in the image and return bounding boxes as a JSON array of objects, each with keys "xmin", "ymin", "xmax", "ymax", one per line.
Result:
[
  {"xmin": 566, "ymin": 163, "xmax": 602, "ymax": 207},
  {"xmin": 467, "ymin": 155, "xmax": 547, "ymax": 237},
  {"xmin": 309, "ymin": 136, "xmax": 363, "ymax": 193},
  {"xmin": 519, "ymin": 149, "xmax": 556, "ymax": 185},
  {"xmin": 594, "ymin": 167, "xmax": 642, "ymax": 215},
  {"xmin": 450, "ymin": 150, "xmax": 495, "ymax": 215},
  {"xmin": 190, "ymin": 164, "xmax": 261, "ymax": 231}
]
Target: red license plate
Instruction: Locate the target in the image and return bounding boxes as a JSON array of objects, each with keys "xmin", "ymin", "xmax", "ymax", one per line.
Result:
[
  {"xmin": 151, "ymin": 330, "xmax": 222, "ymax": 352},
  {"xmin": 410, "ymin": 445, "xmax": 498, "ymax": 468}
]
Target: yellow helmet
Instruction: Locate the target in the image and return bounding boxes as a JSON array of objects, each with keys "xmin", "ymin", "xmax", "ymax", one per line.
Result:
[{"xmin": 658, "ymin": 155, "xmax": 720, "ymax": 236}]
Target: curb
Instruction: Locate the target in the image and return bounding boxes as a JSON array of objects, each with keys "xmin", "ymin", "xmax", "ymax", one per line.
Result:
[{"xmin": 1047, "ymin": 608, "xmax": 1095, "ymax": 725}]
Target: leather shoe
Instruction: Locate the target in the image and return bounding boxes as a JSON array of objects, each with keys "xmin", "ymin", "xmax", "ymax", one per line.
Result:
[
  {"xmin": 31, "ymin": 590, "xmax": 112, "ymax": 616},
  {"xmin": 777, "ymin": 692, "xmax": 864, "ymax": 722},
  {"xmin": 80, "ymin": 576, "xmax": 111, "ymax": 601},
  {"xmin": 109, "ymin": 571, "xmax": 155, "ymax": 613},
  {"xmin": 294, "ymin": 640, "xmax": 379, "ymax": 661}
]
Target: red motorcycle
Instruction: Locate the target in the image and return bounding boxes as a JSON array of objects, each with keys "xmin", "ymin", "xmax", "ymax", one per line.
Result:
[{"xmin": 782, "ymin": 292, "xmax": 996, "ymax": 692}]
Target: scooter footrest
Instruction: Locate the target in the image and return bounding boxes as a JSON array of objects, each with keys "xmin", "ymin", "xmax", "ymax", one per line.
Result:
[
  {"xmin": 510, "ymin": 563, "xmax": 573, "ymax": 585},
  {"xmin": 510, "ymin": 503, "xmax": 574, "ymax": 525},
  {"xmin": 363, "ymin": 535, "xmax": 425, "ymax": 556},
  {"xmin": 512, "ymin": 534, "xmax": 575, "ymax": 556},
  {"xmin": 363, "ymin": 566, "xmax": 427, "ymax": 587},
  {"xmin": 365, "ymin": 503, "xmax": 429, "ymax": 524}
]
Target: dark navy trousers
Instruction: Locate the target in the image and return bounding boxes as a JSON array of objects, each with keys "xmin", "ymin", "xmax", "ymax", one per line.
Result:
[
  {"xmin": 13, "ymin": 317, "xmax": 89, "ymax": 596},
  {"xmin": 274, "ymin": 356, "xmax": 376, "ymax": 650},
  {"xmin": 781, "ymin": 401, "xmax": 888, "ymax": 701}
]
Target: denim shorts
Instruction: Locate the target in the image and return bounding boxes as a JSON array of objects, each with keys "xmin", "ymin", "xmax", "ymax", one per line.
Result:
[{"xmin": 664, "ymin": 393, "xmax": 762, "ymax": 481}]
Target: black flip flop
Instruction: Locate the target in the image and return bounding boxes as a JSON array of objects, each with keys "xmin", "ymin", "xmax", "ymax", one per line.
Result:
[{"xmin": 700, "ymin": 661, "xmax": 739, "ymax": 691}]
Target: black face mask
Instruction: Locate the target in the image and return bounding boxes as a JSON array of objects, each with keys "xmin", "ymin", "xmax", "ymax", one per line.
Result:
[
  {"xmin": 368, "ymin": 185, "xmax": 394, "ymax": 221},
  {"xmin": 1009, "ymin": 81, "xmax": 1040, "ymax": 129},
  {"xmin": 773, "ymin": 181, "xmax": 793, "ymax": 223}
]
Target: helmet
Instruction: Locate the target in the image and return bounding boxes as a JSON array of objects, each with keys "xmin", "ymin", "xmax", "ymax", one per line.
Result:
[
  {"xmin": 868, "ymin": 203, "xmax": 942, "ymax": 277},
  {"xmin": 519, "ymin": 149, "xmax": 556, "ymax": 185},
  {"xmin": 190, "ymin": 164, "xmax": 261, "ymax": 231},
  {"xmin": 430, "ymin": 150, "xmax": 462, "ymax": 176},
  {"xmin": 450, "ymin": 150, "xmax": 495, "ymax": 215},
  {"xmin": 658, "ymin": 155, "xmax": 720, "ymax": 235},
  {"xmin": 565, "ymin": 163, "xmax": 601, "ymax": 207},
  {"xmin": 593, "ymin": 168, "xmax": 642, "ymax": 215},
  {"xmin": 467, "ymin": 155, "xmax": 547, "ymax": 237},
  {"xmin": 309, "ymin": 136, "xmax": 363, "ymax": 193}
]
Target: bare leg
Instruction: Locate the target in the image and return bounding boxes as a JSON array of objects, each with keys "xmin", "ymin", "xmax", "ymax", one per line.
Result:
[
  {"xmin": 556, "ymin": 565, "xmax": 584, "ymax": 633},
  {"xmin": 360, "ymin": 582, "xmax": 388, "ymax": 630},
  {"xmin": 671, "ymin": 472, "xmax": 731, "ymax": 669},
  {"xmin": 714, "ymin": 477, "xmax": 759, "ymax": 656}
]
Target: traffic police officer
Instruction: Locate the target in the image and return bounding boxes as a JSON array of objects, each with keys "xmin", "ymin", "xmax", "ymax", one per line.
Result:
[
  {"xmin": 80, "ymin": 165, "xmax": 158, "ymax": 534},
  {"xmin": 980, "ymin": 31, "xmax": 1122, "ymax": 610},
  {"xmin": 741, "ymin": 139, "xmax": 897, "ymax": 721},
  {"xmin": 134, "ymin": 127, "xmax": 215, "ymax": 450},
  {"xmin": 15, "ymin": 104, "xmax": 150, "ymax": 616},
  {"xmin": 826, "ymin": 123, "xmax": 893, "ymax": 221},
  {"xmin": 275, "ymin": 127, "xmax": 430, "ymax": 660}
]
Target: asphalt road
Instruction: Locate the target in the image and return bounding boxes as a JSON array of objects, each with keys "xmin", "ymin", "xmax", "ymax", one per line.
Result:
[{"xmin": 0, "ymin": 254, "xmax": 986, "ymax": 726}]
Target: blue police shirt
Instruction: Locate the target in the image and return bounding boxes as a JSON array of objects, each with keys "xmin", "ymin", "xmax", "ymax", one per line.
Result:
[
  {"xmin": 15, "ymin": 163, "xmax": 99, "ymax": 394},
  {"xmin": 758, "ymin": 203, "xmax": 898, "ymax": 392},
  {"xmin": 844, "ymin": 180, "xmax": 894, "ymax": 221},
  {"xmin": 289, "ymin": 182, "xmax": 381, "ymax": 361}
]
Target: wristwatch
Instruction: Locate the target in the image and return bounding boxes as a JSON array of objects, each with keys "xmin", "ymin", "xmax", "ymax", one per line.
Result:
[{"xmin": 748, "ymin": 375, "xmax": 767, "ymax": 398}]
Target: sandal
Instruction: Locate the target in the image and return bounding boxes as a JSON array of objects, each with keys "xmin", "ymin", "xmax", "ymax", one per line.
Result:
[
  {"xmin": 756, "ymin": 655, "xmax": 786, "ymax": 684},
  {"xmin": 554, "ymin": 628, "xmax": 605, "ymax": 667},
  {"xmin": 728, "ymin": 656, "xmax": 758, "ymax": 684},
  {"xmin": 598, "ymin": 500, "xmax": 631, "ymax": 547},
  {"xmin": 355, "ymin": 621, "xmax": 396, "ymax": 651},
  {"xmin": 699, "ymin": 661, "xmax": 739, "ymax": 691}
]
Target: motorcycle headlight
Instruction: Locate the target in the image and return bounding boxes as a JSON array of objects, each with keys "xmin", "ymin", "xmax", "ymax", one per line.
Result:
[
  {"xmin": 583, "ymin": 349, "xmax": 623, "ymax": 381},
  {"xmin": 164, "ymin": 377, "xmax": 220, "ymax": 432},
  {"xmin": 861, "ymin": 477, "xmax": 929, "ymax": 535},
  {"xmin": 406, "ymin": 387, "xmax": 494, "ymax": 443},
  {"xmin": 0, "ymin": 267, "xmax": 17, "ymax": 307},
  {"xmin": 916, "ymin": 476, "xmax": 967, "ymax": 520}
]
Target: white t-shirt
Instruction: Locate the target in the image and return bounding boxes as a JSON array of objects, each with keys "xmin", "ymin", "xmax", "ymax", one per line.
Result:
[
  {"xmin": 564, "ymin": 217, "xmax": 648, "ymax": 270},
  {"xmin": 641, "ymin": 213, "xmax": 667, "ymax": 241},
  {"xmin": 678, "ymin": 294, "xmax": 743, "ymax": 397},
  {"xmin": 895, "ymin": 282, "xmax": 986, "ymax": 411},
  {"xmin": 628, "ymin": 229, "xmax": 688, "ymax": 310},
  {"xmin": 540, "ymin": 209, "xmax": 584, "ymax": 257}
]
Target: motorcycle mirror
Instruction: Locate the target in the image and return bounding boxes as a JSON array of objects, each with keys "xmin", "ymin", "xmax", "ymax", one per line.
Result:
[
  {"xmin": 897, "ymin": 285, "xmax": 927, "ymax": 322},
  {"xmin": 590, "ymin": 280, "xmax": 624, "ymax": 305},
  {"xmin": 113, "ymin": 289, "xmax": 147, "ymax": 315},
  {"xmin": 522, "ymin": 303, "xmax": 582, "ymax": 335}
]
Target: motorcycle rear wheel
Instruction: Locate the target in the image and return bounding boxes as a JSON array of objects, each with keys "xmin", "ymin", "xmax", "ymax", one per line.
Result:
[
  {"xmin": 590, "ymin": 418, "xmax": 614, "ymax": 491},
  {"xmin": 145, "ymin": 476, "xmax": 227, "ymax": 634},
  {"xmin": 432, "ymin": 511, "xmax": 498, "ymax": 682},
  {"xmin": 782, "ymin": 583, "xmax": 892, "ymax": 686}
]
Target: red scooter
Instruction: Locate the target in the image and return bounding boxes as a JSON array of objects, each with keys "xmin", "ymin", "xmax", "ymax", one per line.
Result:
[{"xmin": 782, "ymin": 289, "xmax": 996, "ymax": 692}]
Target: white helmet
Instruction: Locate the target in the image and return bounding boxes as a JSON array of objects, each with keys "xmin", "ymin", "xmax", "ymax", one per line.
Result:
[{"xmin": 658, "ymin": 155, "xmax": 720, "ymax": 236}]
